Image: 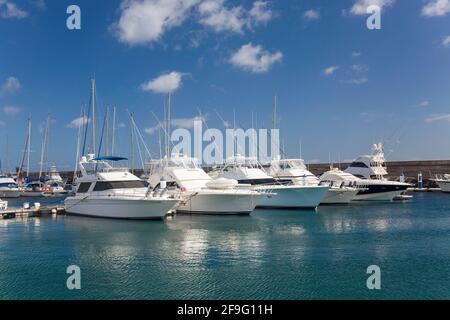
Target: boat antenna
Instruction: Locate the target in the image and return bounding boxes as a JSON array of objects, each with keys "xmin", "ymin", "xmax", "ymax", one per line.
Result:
[{"xmin": 73, "ymin": 104, "xmax": 84, "ymax": 180}]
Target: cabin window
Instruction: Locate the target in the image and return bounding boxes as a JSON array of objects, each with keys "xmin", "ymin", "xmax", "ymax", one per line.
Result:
[
  {"xmin": 77, "ymin": 183, "xmax": 92, "ymax": 193},
  {"xmin": 349, "ymin": 162, "xmax": 369, "ymax": 168},
  {"xmin": 93, "ymin": 180, "xmax": 148, "ymax": 191},
  {"xmin": 0, "ymin": 182, "xmax": 18, "ymax": 188}
]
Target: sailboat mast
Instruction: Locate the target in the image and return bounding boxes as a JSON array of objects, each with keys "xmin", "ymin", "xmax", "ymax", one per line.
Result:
[
  {"xmin": 272, "ymin": 95, "xmax": 277, "ymax": 131},
  {"xmin": 26, "ymin": 119, "xmax": 32, "ymax": 178},
  {"xmin": 74, "ymin": 105, "xmax": 83, "ymax": 180},
  {"xmin": 166, "ymin": 92, "xmax": 171, "ymax": 157},
  {"xmin": 111, "ymin": 106, "xmax": 116, "ymax": 155},
  {"xmin": 91, "ymin": 79, "xmax": 96, "ymax": 154}
]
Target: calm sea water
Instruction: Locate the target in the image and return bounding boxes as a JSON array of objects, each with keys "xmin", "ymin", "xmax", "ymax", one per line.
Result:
[{"xmin": 1, "ymin": 193, "xmax": 449, "ymax": 300}]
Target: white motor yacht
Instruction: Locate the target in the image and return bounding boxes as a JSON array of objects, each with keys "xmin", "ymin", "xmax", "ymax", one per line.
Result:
[
  {"xmin": 44, "ymin": 166, "xmax": 68, "ymax": 196},
  {"xmin": 64, "ymin": 155, "xmax": 180, "ymax": 219},
  {"xmin": 218, "ymin": 156, "xmax": 329, "ymax": 209},
  {"xmin": 432, "ymin": 175, "xmax": 450, "ymax": 193},
  {"xmin": 320, "ymin": 143, "xmax": 410, "ymax": 201},
  {"xmin": 146, "ymin": 154, "xmax": 263, "ymax": 215},
  {"xmin": 0, "ymin": 175, "xmax": 20, "ymax": 198},
  {"xmin": 266, "ymin": 158, "xmax": 358, "ymax": 204}
]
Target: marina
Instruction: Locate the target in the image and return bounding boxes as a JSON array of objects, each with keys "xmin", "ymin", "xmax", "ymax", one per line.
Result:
[
  {"xmin": 1, "ymin": 0, "xmax": 450, "ymax": 303},
  {"xmin": 1, "ymin": 192, "xmax": 449, "ymax": 300}
]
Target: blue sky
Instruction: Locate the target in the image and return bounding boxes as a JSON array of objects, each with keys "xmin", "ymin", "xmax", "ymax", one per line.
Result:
[{"xmin": 1, "ymin": 0, "xmax": 450, "ymax": 171}]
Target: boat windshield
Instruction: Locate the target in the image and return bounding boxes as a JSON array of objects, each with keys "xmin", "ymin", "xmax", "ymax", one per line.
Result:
[{"xmin": 275, "ymin": 160, "xmax": 305, "ymax": 170}]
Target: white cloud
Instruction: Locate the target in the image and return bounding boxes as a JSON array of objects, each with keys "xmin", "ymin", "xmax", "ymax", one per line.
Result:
[
  {"xmin": 32, "ymin": 0, "xmax": 46, "ymax": 9},
  {"xmin": 342, "ymin": 77, "xmax": 368, "ymax": 84},
  {"xmin": 421, "ymin": 0, "xmax": 450, "ymax": 17},
  {"xmin": 198, "ymin": 0, "xmax": 245, "ymax": 33},
  {"xmin": 67, "ymin": 116, "xmax": 90, "ymax": 129},
  {"xmin": 145, "ymin": 115, "xmax": 206, "ymax": 134},
  {"xmin": 113, "ymin": 0, "xmax": 199, "ymax": 45},
  {"xmin": 113, "ymin": 1, "xmax": 275, "ymax": 45},
  {"xmin": 352, "ymin": 51, "xmax": 361, "ymax": 57},
  {"xmin": 348, "ymin": 0, "xmax": 395, "ymax": 15},
  {"xmin": 229, "ymin": 43, "xmax": 283, "ymax": 73},
  {"xmin": 0, "ymin": 1, "xmax": 28, "ymax": 19},
  {"xmin": 249, "ymin": 1, "xmax": 273, "ymax": 25},
  {"xmin": 416, "ymin": 101, "xmax": 430, "ymax": 107},
  {"xmin": 118, "ymin": 122, "xmax": 126, "ymax": 128},
  {"xmin": 442, "ymin": 35, "xmax": 450, "ymax": 47},
  {"xmin": 323, "ymin": 65, "xmax": 339, "ymax": 76},
  {"xmin": 2, "ymin": 105, "xmax": 21, "ymax": 116},
  {"xmin": 140, "ymin": 71, "xmax": 184, "ymax": 93},
  {"xmin": 303, "ymin": 9, "xmax": 320, "ymax": 21},
  {"xmin": 425, "ymin": 114, "xmax": 450, "ymax": 123},
  {"xmin": 0, "ymin": 76, "xmax": 21, "ymax": 95},
  {"xmin": 351, "ymin": 64, "xmax": 369, "ymax": 72}
]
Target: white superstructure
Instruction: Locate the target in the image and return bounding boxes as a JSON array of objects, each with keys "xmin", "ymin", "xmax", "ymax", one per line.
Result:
[
  {"xmin": 64, "ymin": 154, "xmax": 179, "ymax": 219},
  {"xmin": 147, "ymin": 154, "xmax": 263, "ymax": 215}
]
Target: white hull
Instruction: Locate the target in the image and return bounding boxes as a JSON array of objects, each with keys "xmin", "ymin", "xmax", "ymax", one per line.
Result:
[
  {"xmin": 256, "ymin": 185, "xmax": 328, "ymax": 209},
  {"xmin": 177, "ymin": 192, "xmax": 261, "ymax": 215},
  {"xmin": 64, "ymin": 197, "xmax": 178, "ymax": 219},
  {"xmin": 0, "ymin": 189, "xmax": 20, "ymax": 198},
  {"xmin": 353, "ymin": 190, "xmax": 406, "ymax": 201},
  {"xmin": 321, "ymin": 188, "xmax": 359, "ymax": 204},
  {"xmin": 436, "ymin": 180, "xmax": 450, "ymax": 193}
]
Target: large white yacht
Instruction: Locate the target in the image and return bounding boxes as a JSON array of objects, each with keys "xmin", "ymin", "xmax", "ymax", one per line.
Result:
[
  {"xmin": 64, "ymin": 154, "xmax": 180, "ymax": 219},
  {"xmin": 217, "ymin": 156, "xmax": 329, "ymax": 209},
  {"xmin": 146, "ymin": 154, "xmax": 263, "ymax": 215},
  {"xmin": 0, "ymin": 175, "xmax": 20, "ymax": 198},
  {"xmin": 320, "ymin": 143, "xmax": 410, "ymax": 201},
  {"xmin": 266, "ymin": 158, "xmax": 359, "ymax": 204},
  {"xmin": 433, "ymin": 175, "xmax": 450, "ymax": 193}
]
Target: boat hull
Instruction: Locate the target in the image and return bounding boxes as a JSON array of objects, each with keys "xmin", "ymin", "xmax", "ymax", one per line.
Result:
[
  {"xmin": 436, "ymin": 180, "xmax": 450, "ymax": 193},
  {"xmin": 64, "ymin": 197, "xmax": 178, "ymax": 219},
  {"xmin": 256, "ymin": 185, "xmax": 328, "ymax": 209},
  {"xmin": 0, "ymin": 189, "xmax": 20, "ymax": 198},
  {"xmin": 353, "ymin": 183, "xmax": 409, "ymax": 201},
  {"xmin": 321, "ymin": 188, "xmax": 359, "ymax": 204},
  {"xmin": 176, "ymin": 192, "xmax": 260, "ymax": 215}
]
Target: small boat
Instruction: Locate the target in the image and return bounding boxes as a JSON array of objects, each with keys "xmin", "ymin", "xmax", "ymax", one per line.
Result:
[
  {"xmin": 0, "ymin": 175, "xmax": 20, "ymax": 198},
  {"xmin": 20, "ymin": 181, "xmax": 48, "ymax": 197},
  {"xmin": 0, "ymin": 199, "xmax": 8, "ymax": 211},
  {"xmin": 393, "ymin": 194, "xmax": 413, "ymax": 201}
]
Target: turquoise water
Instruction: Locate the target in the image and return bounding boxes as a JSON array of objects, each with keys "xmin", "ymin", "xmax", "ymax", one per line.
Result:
[{"xmin": 1, "ymin": 193, "xmax": 449, "ymax": 300}]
